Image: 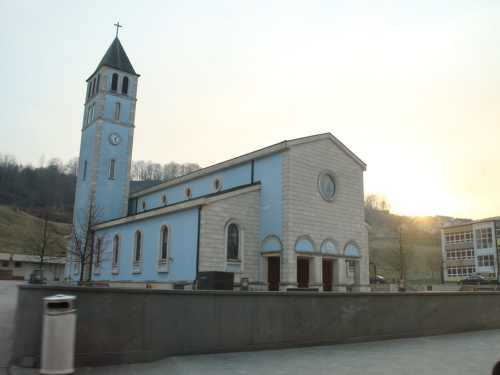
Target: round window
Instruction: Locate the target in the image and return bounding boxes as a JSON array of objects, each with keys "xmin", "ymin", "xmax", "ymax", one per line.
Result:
[
  {"xmin": 161, "ymin": 194, "xmax": 168, "ymax": 206},
  {"xmin": 141, "ymin": 200, "xmax": 147, "ymax": 212},
  {"xmin": 212, "ymin": 177, "xmax": 222, "ymax": 193},
  {"xmin": 184, "ymin": 186, "xmax": 192, "ymax": 200},
  {"xmin": 318, "ymin": 171, "xmax": 338, "ymax": 201}
]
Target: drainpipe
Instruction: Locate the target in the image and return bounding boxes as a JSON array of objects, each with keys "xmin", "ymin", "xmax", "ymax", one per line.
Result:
[
  {"xmin": 87, "ymin": 230, "xmax": 95, "ymax": 282},
  {"xmin": 195, "ymin": 206, "xmax": 202, "ymax": 286},
  {"xmin": 495, "ymin": 221, "xmax": 499, "ymax": 283}
]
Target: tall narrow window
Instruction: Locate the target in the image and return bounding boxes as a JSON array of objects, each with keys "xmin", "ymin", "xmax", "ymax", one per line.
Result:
[
  {"xmin": 122, "ymin": 76, "xmax": 129, "ymax": 95},
  {"xmin": 82, "ymin": 161, "xmax": 87, "ymax": 180},
  {"xmin": 114, "ymin": 102, "xmax": 121, "ymax": 121},
  {"xmin": 92, "ymin": 77, "xmax": 97, "ymax": 95},
  {"xmin": 87, "ymin": 82, "xmax": 92, "ymax": 98},
  {"xmin": 113, "ymin": 235, "xmax": 120, "ymax": 264},
  {"xmin": 111, "ymin": 73, "xmax": 118, "ymax": 91},
  {"xmin": 109, "ymin": 159, "xmax": 116, "ymax": 179},
  {"xmin": 135, "ymin": 231, "xmax": 142, "ymax": 262},
  {"xmin": 161, "ymin": 226, "xmax": 168, "ymax": 260},
  {"xmin": 157, "ymin": 224, "xmax": 170, "ymax": 272},
  {"xmin": 96, "ymin": 74, "xmax": 100, "ymax": 93},
  {"xmin": 95, "ymin": 238, "xmax": 101, "ymax": 267},
  {"xmin": 87, "ymin": 105, "xmax": 92, "ymax": 124},
  {"xmin": 227, "ymin": 224, "xmax": 240, "ymax": 260}
]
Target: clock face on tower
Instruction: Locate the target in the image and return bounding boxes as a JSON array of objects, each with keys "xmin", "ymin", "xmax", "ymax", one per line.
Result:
[{"xmin": 109, "ymin": 133, "xmax": 121, "ymax": 145}]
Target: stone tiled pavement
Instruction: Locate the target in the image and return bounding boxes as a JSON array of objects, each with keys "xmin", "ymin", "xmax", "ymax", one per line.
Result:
[{"xmin": 11, "ymin": 329, "xmax": 500, "ymax": 375}]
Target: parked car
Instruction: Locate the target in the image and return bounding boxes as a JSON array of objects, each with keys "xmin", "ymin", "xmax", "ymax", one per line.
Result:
[
  {"xmin": 370, "ymin": 275, "xmax": 387, "ymax": 284},
  {"xmin": 458, "ymin": 275, "xmax": 491, "ymax": 285}
]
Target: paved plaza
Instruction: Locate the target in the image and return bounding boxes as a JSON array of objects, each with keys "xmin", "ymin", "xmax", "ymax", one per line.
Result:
[{"xmin": 3, "ymin": 280, "xmax": 500, "ymax": 375}]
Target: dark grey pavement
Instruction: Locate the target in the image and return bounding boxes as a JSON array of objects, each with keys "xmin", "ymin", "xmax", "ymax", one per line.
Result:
[
  {"xmin": 4, "ymin": 279, "xmax": 500, "ymax": 374},
  {"xmin": 13, "ymin": 330, "xmax": 500, "ymax": 374}
]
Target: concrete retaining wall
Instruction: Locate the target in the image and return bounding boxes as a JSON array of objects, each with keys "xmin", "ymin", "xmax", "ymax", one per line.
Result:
[{"xmin": 12, "ymin": 285, "xmax": 500, "ymax": 368}]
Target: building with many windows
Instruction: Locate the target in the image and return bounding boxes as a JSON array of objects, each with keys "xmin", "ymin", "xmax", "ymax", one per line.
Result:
[
  {"xmin": 65, "ymin": 35, "xmax": 370, "ymax": 292},
  {"xmin": 441, "ymin": 217, "xmax": 500, "ymax": 281}
]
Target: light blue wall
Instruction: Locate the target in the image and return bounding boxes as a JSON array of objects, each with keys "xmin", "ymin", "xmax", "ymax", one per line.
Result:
[
  {"xmin": 93, "ymin": 208, "xmax": 199, "ymax": 282},
  {"xmin": 134, "ymin": 162, "xmax": 252, "ymax": 211},
  {"xmin": 95, "ymin": 122, "xmax": 131, "ymax": 222},
  {"xmin": 75, "ymin": 124, "xmax": 96, "ymax": 214},
  {"xmin": 345, "ymin": 244, "xmax": 359, "ymax": 256},
  {"xmin": 253, "ymin": 153, "xmax": 283, "ymax": 245},
  {"xmin": 296, "ymin": 238, "xmax": 314, "ymax": 252}
]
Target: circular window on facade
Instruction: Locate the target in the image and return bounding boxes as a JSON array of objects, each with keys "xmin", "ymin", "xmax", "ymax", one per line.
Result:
[
  {"xmin": 318, "ymin": 171, "xmax": 338, "ymax": 201},
  {"xmin": 161, "ymin": 194, "xmax": 168, "ymax": 206},
  {"xmin": 141, "ymin": 200, "xmax": 147, "ymax": 212},
  {"xmin": 212, "ymin": 177, "xmax": 222, "ymax": 193},
  {"xmin": 184, "ymin": 186, "xmax": 192, "ymax": 200}
]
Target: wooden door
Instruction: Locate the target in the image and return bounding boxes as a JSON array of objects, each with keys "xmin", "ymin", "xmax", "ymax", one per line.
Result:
[
  {"xmin": 322, "ymin": 259, "xmax": 332, "ymax": 292},
  {"xmin": 268, "ymin": 257, "xmax": 280, "ymax": 291},
  {"xmin": 297, "ymin": 259, "xmax": 309, "ymax": 288}
]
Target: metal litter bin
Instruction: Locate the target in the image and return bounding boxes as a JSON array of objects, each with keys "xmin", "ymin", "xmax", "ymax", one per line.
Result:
[{"xmin": 40, "ymin": 294, "xmax": 77, "ymax": 375}]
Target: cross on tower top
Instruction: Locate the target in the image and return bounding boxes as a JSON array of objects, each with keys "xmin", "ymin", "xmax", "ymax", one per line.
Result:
[{"xmin": 114, "ymin": 22, "xmax": 122, "ymax": 37}]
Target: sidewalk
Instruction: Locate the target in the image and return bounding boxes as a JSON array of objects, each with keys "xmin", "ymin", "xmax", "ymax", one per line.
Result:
[{"xmin": 11, "ymin": 329, "xmax": 500, "ymax": 375}]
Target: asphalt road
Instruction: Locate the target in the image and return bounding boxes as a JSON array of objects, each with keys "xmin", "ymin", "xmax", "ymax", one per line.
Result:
[{"xmin": 0, "ymin": 280, "xmax": 24, "ymax": 375}]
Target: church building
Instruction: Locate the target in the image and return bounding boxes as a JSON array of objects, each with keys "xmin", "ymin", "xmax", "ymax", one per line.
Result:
[{"xmin": 67, "ymin": 35, "xmax": 370, "ymax": 292}]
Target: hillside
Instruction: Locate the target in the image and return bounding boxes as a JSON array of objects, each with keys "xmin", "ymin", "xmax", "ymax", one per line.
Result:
[{"xmin": 0, "ymin": 205, "xmax": 70, "ymax": 254}]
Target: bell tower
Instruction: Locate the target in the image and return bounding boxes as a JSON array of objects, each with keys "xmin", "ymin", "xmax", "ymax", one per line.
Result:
[{"xmin": 74, "ymin": 32, "xmax": 139, "ymax": 223}]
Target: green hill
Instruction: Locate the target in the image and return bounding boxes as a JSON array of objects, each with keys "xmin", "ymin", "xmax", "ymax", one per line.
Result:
[{"xmin": 0, "ymin": 205, "xmax": 70, "ymax": 254}]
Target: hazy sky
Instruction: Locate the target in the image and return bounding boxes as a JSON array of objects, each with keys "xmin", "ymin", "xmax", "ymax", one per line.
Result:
[{"xmin": 1, "ymin": 0, "xmax": 500, "ymax": 220}]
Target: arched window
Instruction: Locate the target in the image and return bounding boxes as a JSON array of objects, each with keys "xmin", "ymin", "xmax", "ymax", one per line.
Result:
[
  {"xmin": 112, "ymin": 235, "xmax": 120, "ymax": 265},
  {"xmin": 227, "ymin": 223, "xmax": 240, "ymax": 260},
  {"xmin": 160, "ymin": 226, "xmax": 168, "ymax": 260},
  {"xmin": 87, "ymin": 105, "xmax": 92, "ymax": 124},
  {"xmin": 134, "ymin": 231, "xmax": 142, "ymax": 262},
  {"xmin": 121, "ymin": 76, "xmax": 129, "ymax": 95},
  {"xmin": 113, "ymin": 102, "xmax": 121, "ymax": 121},
  {"xmin": 109, "ymin": 159, "xmax": 116, "ymax": 179},
  {"xmin": 111, "ymin": 73, "xmax": 118, "ymax": 91}
]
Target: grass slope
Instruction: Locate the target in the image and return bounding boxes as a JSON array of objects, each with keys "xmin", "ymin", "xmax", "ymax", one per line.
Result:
[{"xmin": 0, "ymin": 205, "xmax": 70, "ymax": 254}]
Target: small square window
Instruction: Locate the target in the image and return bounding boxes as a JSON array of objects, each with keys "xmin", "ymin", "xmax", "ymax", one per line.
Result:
[
  {"xmin": 14, "ymin": 262, "xmax": 21, "ymax": 269},
  {"xmin": 1, "ymin": 260, "xmax": 9, "ymax": 268}
]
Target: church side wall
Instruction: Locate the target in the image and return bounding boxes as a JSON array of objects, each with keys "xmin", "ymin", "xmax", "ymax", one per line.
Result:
[
  {"xmin": 91, "ymin": 208, "xmax": 199, "ymax": 283},
  {"xmin": 199, "ymin": 189, "xmax": 260, "ymax": 285},
  {"xmin": 282, "ymin": 139, "xmax": 368, "ymax": 289}
]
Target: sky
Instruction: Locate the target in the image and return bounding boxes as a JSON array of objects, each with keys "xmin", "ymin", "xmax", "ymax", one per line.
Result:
[{"xmin": 1, "ymin": 0, "xmax": 500, "ymax": 220}]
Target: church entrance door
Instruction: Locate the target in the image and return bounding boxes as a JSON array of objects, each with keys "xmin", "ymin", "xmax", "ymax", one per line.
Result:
[
  {"xmin": 297, "ymin": 258, "xmax": 309, "ymax": 288},
  {"xmin": 267, "ymin": 257, "xmax": 280, "ymax": 291},
  {"xmin": 322, "ymin": 259, "xmax": 332, "ymax": 292}
]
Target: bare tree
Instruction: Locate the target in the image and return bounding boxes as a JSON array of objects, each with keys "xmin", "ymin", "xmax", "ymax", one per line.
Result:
[
  {"xmin": 67, "ymin": 192, "xmax": 110, "ymax": 282},
  {"xmin": 425, "ymin": 250, "xmax": 444, "ymax": 284},
  {"xmin": 382, "ymin": 218, "xmax": 416, "ymax": 279},
  {"xmin": 25, "ymin": 207, "xmax": 65, "ymax": 269},
  {"xmin": 64, "ymin": 156, "xmax": 79, "ymax": 177}
]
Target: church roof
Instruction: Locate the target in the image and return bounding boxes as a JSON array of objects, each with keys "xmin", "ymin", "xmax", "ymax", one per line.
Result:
[{"xmin": 92, "ymin": 37, "xmax": 137, "ymax": 77}]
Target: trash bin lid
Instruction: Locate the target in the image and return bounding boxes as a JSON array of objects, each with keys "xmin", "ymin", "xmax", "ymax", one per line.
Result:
[
  {"xmin": 44, "ymin": 294, "xmax": 76, "ymax": 302},
  {"xmin": 44, "ymin": 294, "xmax": 76, "ymax": 314}
]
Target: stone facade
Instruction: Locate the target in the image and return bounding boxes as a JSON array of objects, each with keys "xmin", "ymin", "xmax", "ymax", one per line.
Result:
[
  {"xmin": 199, "ymin": 188, "xmax": 261, "ymax": 286},
  {"xmin": 282, "ymin": 137, "xmax": 369, "ymax": 291}
]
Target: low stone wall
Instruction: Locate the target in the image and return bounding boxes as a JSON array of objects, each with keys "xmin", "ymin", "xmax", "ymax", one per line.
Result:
[
  {"xmin": 12, "ymin": 285, "xmax": 500, "ymax": 368},
  {"xmin": 370, "ymin": 284, "xmax": 461, "ymax": 292}
]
